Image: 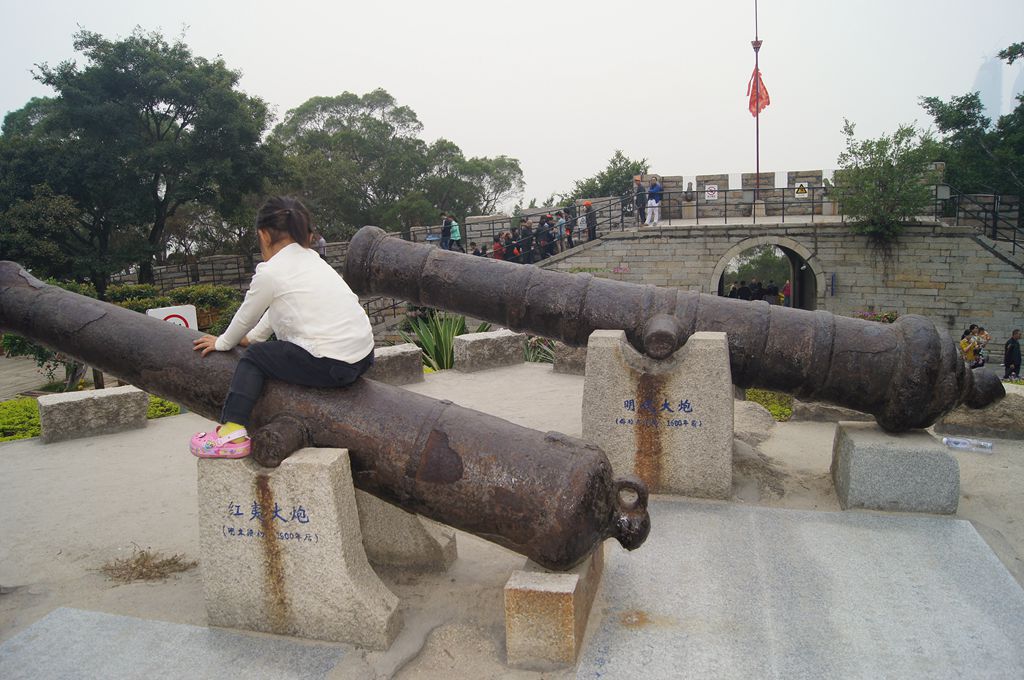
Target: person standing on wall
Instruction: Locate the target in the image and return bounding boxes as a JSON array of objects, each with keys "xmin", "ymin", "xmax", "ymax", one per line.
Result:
[
  {"xmin": 782, "ymin": 279, "xmax": 792, "ymax": 307},
  {"xmin": 645, "ymin": 176, "xmax": 663, "ymax": 227},
  {"xmin": 448, "ymin": 214, "xmax": 464, "ymax": 252},
  {"xmin": 439, "ymin": 212, "xmax": 452, "ymax": 251},
  {"xmin": 634, "ymin": 176, "xmax": 647, "ymax": 226},
  {"xmin": 584, "ymin": 201, "xmax": 597, "ymax": 241}
]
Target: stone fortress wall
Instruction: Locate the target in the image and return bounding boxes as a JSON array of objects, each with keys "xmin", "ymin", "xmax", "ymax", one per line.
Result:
[{"xmin": 113, "ymin": 164, "xmax": 1022, "ymax": 343}]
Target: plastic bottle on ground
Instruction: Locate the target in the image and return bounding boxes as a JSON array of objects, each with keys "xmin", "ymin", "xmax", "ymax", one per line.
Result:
[{"xmin": 941, "ymin": 436, "xmax": 995, "ymax": 453}]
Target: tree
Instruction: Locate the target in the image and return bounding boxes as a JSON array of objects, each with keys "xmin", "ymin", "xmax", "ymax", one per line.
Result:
[
  {"xmin": 465, "ymin": 156, "xmax": 525, "ymax": 214},
  {"xmin": 0, "ymin": 99, "xmax": 148, "ymax": 298},
  {"xmin": 832, "ymin": 120, "xmax": 940, "ymax": 243},
  {"xmin": 920, "ymin": 40, "xmax": 1024, "ymax": 195},
  {"xmin": 561, "ymin": 151, "xmax": 649, "ymax": 202},
  {"xmin": 272, "ymin": 90, "xmax": 429, "ymax": 237},
  {"xmin": 31, "ymin": 29, "xmax": 274, "ymax": 284},
  {"xmin": 272, "ymin": 89, "xmax": 525, "ymax": 237}
]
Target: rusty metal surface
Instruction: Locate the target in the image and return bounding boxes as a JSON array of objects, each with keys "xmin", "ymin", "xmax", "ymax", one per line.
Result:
[
  {"xmin": 0, "ymin": 262, "xmax": 649, "ymax": 571},
  {"xmin": 344, "ymin": 225, "xmax": 1004, "ymax": 432}
]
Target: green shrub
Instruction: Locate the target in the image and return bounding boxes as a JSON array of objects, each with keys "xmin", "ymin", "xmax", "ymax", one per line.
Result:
[
  {"xmin": 147, "ymin": 396, "xmax": 181, "ymax": 419},
  {"xmin": 746, "ymin": 389, "xmax": 793, "ymax": 422},
  {"xmin": 106, "ymin": 283, "xmax": 160, "ymax": 302},
  {"xmin": 167, "ymin": 284, "xmax": 241, "ymax": 309},
  {"xmin": 0, "ymin": 398, "xmax": 41, "ymax": 442},
  {"xmin": 44, "ymin": 279, "xmax": 97, "ymax": 298},
  {"xmin": 209, "ymin": 299, "xmax": 242, "ymax": 335}
]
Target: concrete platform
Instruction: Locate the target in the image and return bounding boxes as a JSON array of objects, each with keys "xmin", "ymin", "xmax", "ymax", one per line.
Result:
[
  {"xmin": 580, "ymin": 498, "xmax": 1024, "ymax": 679},
  {"xmin": 0, "ymin": 607, "xmax": 346, "ymax": 680}
]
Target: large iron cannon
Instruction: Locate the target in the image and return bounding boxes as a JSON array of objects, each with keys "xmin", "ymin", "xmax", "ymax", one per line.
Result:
[
  {"xmin": 344, "ymin": 225, "xmax": 1004, "ymax": 432},
  {"xmin": 0, "ymin": 261, "xmax": 649, "ymax": 571}
]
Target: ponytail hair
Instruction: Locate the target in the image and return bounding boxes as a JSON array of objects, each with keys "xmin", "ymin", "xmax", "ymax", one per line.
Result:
[{"xmin": 255, "ymin": 196, "xmax": 313, "ymax": 247}]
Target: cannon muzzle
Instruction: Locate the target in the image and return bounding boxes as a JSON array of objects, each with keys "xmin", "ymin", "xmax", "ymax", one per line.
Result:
[
  {"xmin": 343, "ymin": 226, "xmax": 1004, "ymax": 432},
  {"xmin": 0, "ymin": 261, "xmax": 649, "ymax": 570}
]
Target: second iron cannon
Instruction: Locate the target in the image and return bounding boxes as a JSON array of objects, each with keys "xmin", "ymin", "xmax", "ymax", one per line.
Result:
[{"xmin": 344, "ymin": 225, "xmax": 1003, "ymax": 432}]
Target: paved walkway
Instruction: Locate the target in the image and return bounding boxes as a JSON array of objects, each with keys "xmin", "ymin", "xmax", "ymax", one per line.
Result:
[{"xmin": 0, "ymin": 354, "xmax": 47, "ymax": 401}]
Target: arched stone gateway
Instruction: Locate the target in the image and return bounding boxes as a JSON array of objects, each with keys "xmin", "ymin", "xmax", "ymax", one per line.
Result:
[{"xmin": 711, "ymin": 236, "xmax": 825, "ymax": 310}]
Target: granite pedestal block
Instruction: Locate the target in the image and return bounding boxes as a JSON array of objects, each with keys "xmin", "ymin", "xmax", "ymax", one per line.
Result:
[
  {"xmin": 38, "ymin": 385, "xmax": 149, "ymax": 443},
  {"xmin": 504, "ymin": 544, "xmax": 604, "ymax": 670},
  {"xmin": 453, "ymin": 329, "xmax": 526, "ymax": 372},
  {"xmin": 582, "ymin": 330, "xmax": 733, "ymax": 498},
  {"xmin": 355, "ymin": 490, "xmax": 457, "ymax": 570},
  {"xmin": 364, "ymin": 343, "xmax": 424, "ymax": 385},
  {"xmin": 197, "ymin": 448, "xmax": 401, "ymax": 650},
  {"xmin": 831, "ymin": 422, "xmax": 960, "ymax": 514}
]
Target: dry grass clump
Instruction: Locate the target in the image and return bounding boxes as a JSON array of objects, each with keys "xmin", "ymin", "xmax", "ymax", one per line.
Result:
[{"xmin": 100, "ymin": 548, "xmax": 197, "ymax": 583}]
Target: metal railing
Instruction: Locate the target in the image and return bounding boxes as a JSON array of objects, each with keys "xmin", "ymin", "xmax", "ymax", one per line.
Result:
[{"xmin": 938, "ymin": 188, "xmax": 1021, "ymax": 256}]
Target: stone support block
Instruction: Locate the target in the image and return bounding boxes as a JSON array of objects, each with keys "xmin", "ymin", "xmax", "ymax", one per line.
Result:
[
  {"xmin": 38, "ymin": 385, "xmax": 149, "ymax": 443},
  {"xmin": 364, "ymin": 343, "xmax": 424, "ymax": 386},
  {"xmin": 582, "ymin": 330, "xmax": 733, "ymax": 498},
  {"xmin": 504, "ymin": 544, "xmax": 604, "ymax": 670},
  {"xmin": 552, "ymin": 341, "xmax": 587, "ymax": 375},
  {"xmin": 453, "ymin": 329, "xmax": 526, "ymax": 373},
  {"xmin": 197, "ymin": 448, "xmax": 401, "ymax": 650},
  {"xmin": 354, "ymin": 490, "xmax": 457, "ymax": 570},
  {"xmin": 831, "ymin": 422, "xmax": 960, "ymax": 514}
]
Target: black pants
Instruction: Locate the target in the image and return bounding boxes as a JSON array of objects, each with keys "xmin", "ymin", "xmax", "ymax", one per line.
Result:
[
  {"xmin": 222, "ymin": 341, "xmax": 374, "ymax": 426},
  {"xmin": 636, "ymin": 202, "xmax": 646, "ymax": 223}
]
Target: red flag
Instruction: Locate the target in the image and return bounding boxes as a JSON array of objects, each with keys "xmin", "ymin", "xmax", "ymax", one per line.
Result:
[{"xmin": 746, "ymin": 67, "xmax": 770, "ymax": 117}]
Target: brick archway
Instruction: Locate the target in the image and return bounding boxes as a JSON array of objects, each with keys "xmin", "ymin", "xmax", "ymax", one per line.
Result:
[{"xmin": 710, "ymin": 236, "xmax": 825, "ymax": 309}]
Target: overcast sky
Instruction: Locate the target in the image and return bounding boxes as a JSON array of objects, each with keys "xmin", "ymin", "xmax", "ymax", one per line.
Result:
[{"xmin": 3, "ymin": 0, "xmax": 1022, "ymax": 207}]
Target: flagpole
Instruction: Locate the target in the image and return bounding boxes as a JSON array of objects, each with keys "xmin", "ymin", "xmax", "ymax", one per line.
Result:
[{"xmin": 752, "ymin": 0, "xmax": 761, "ymax": 206}]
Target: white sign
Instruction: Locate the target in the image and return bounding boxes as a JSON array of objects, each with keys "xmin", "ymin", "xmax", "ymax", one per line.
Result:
[
  {"xmin": 794, "ymin": 182, "xmax": 809, "ymax": 199},
  {"xmin": 705, "ymin": 184, "xmax": 719, "ymax": 201},
  {"xmin": 147, "ymin": 304, "xmax": 198, "ymax": 329}
]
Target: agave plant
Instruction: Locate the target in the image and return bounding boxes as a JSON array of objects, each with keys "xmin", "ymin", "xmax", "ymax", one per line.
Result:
[
  {"xmin": 524, "ymin": 336, "xmax": 555, "ymax": 363},
  {"xmin": 399, "ymin": 311, "xmax": 491, "ymax": 371}
]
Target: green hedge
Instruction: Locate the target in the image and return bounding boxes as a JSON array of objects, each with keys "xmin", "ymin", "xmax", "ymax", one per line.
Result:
[
  {"xmin": 167, "ymin": 284, "xmax": 241, "ymax": 309},
  {"xmin": 116, "ymin": 296, "xmax": 175, "ymax": 313},
  {"xmin": 106, "ymin": 283, "xmax": 161, "ymax": 302},
  {"xmin": 746, "ymin": 389, "xmax": 793, "ymax": 422},
  {"xmin": 0, "ymin": 398, "xmax": 41, "ymax": 442}
]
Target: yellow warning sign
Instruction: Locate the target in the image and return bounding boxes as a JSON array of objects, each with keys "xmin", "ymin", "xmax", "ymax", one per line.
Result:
[{"xmin": 794, "ymin": 183, "xmax": 809, "ymax": 199}]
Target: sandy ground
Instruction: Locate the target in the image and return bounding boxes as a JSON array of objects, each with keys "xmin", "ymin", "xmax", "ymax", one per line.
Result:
[{"xmin": 1, "ymin": 363, "xmax": 1022, "ymax": 678}]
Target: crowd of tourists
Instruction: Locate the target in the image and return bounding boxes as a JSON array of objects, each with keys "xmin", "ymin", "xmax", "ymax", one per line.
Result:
[
  {"xmin": 462, "ymin": 203, "xmax": 600, "ymax": 264},
  {"xmin": 724, "ymin": 278, "xmax": 792, "ymax": 306},
  {"xmin": 961, "ymin": 323, "xmax": 1021, "ymax": 380}
]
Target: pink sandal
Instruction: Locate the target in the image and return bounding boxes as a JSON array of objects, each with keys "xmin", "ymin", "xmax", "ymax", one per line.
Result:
[{"xmin": 190, "ymin": 428, "xmax": 251, "ymax": 459}]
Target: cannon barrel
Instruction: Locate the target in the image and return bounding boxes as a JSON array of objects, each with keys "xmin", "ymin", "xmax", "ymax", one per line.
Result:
[
  {"xmin": 0, "ymin": 261, "xmax": 649, "ymax": 571},
  {"xmin": 344, "ymin": 226, "xmax": 1004, "ymax": 432}
]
